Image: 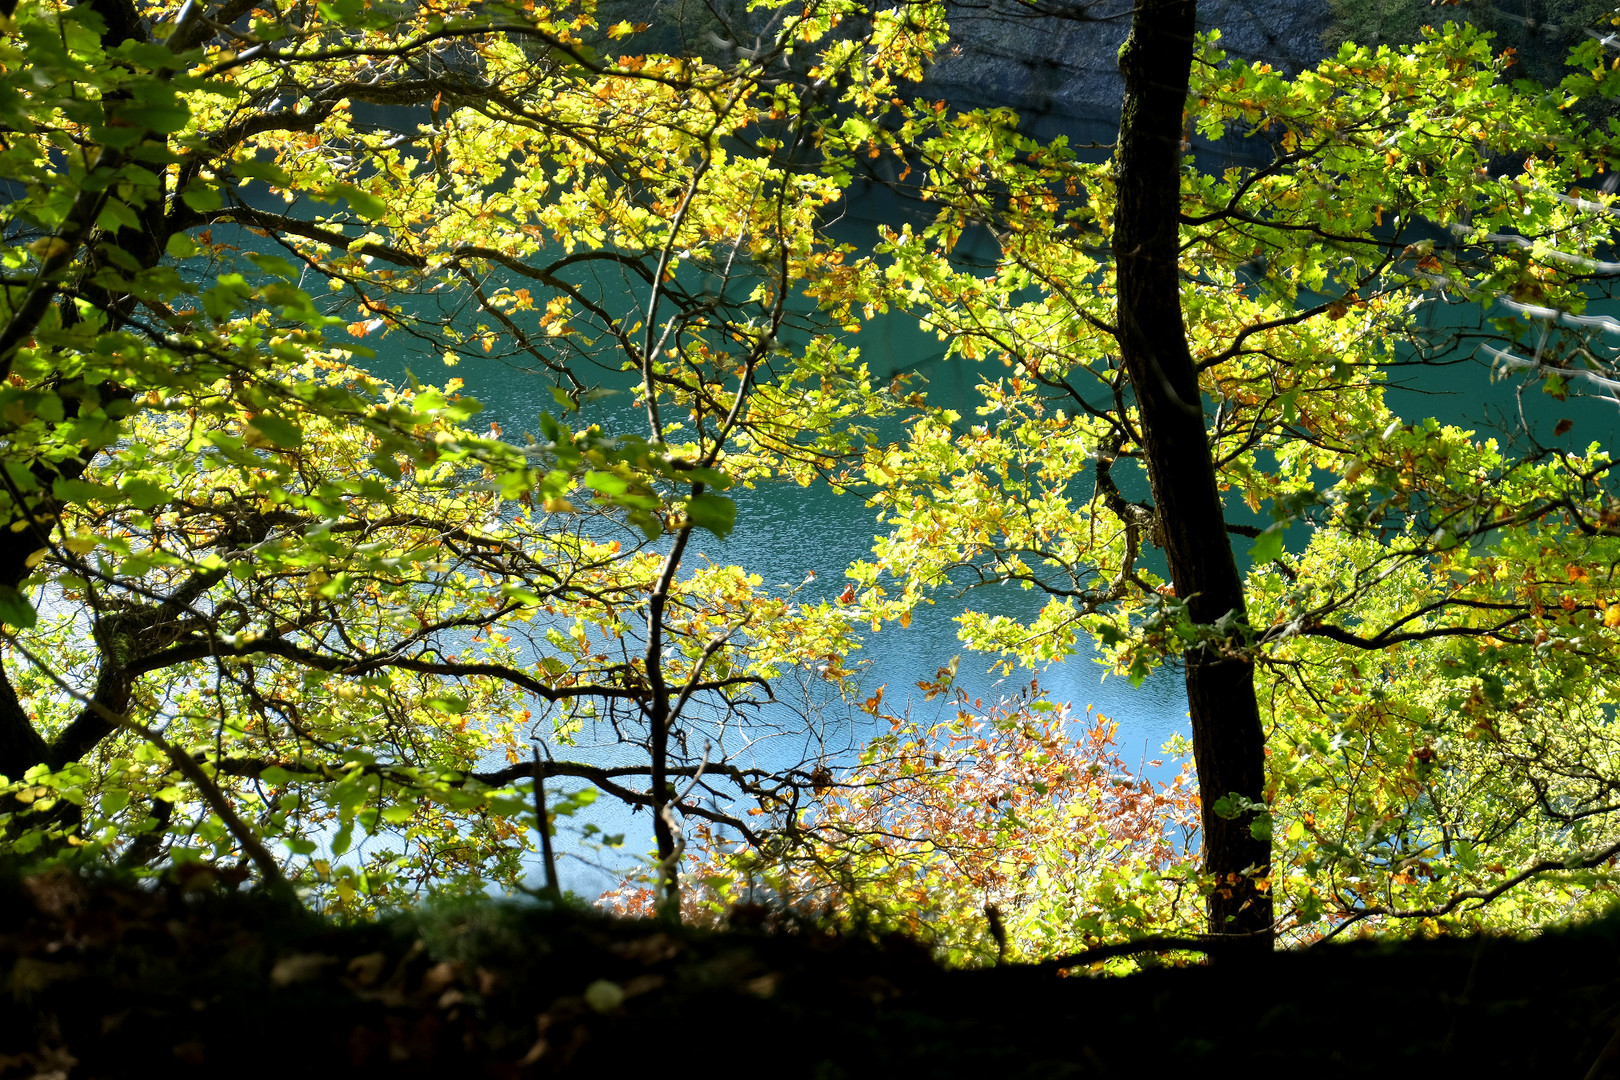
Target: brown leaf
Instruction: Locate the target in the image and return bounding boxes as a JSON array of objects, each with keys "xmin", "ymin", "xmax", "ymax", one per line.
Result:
[
  {"xmin": 811, "ymin": 764, "xmax": 834, "ymax": 793},
  {"xmin": 418, "ymin": 960, "xmax": 461, "ymax": 999},
  {"xmin": 21, "ymin": 868, "xmax": 87, "ymax": 919},
  {"xmin": 610, "ymin": 933, "xmax": 683, "ymax": 965},
  {"xmin": 1554, "ymin": 418, "xmax": 1575, "ymax": 437},
  {"xmin": 744, "ymin": 972, "xmax": 782, "ymax": 998},
  {"xmin": 346, "ymin": 951, "xmax": 389, "ymax": 988},
  {"xmin": 270, "ymin": 953, "xmax": 337, "ymax": 987}
]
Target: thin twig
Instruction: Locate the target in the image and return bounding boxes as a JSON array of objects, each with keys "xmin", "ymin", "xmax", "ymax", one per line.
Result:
[{"xmin": 532, "ymin": 744, "xmax": 561, "ymax": 900}]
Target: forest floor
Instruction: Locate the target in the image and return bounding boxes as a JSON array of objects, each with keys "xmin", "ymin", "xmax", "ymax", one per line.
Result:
[{"xmin": 2, "ymin": 865, "xmax": 1618, "ymax": 1078}]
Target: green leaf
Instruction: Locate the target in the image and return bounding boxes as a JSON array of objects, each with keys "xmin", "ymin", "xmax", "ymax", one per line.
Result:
[
  {"xmin": 96, "ymin": 198, "xmax": 140, "ymax": 234},
  {"xmin": 179, "ymin": 182, "xmax": 223, "ymax": 212},
  {"xmin": 52, "ymin": 477, "xmax": 118, "ymax": 504},
  {"xmin": 114, "ymin": 99, "xmax": 191, "ymax": 134},
  {"xmin": 112, "ymin": 40, "xmax": 186, "ymax": 72},
  {"xmin": 584, "ymin": 470, "xmax": 630, "ymax": 497},
  {"xmin": 426, "ymin": 696, "xmax": 468, "ymax": 714},
  {"xmin": 681, "ymin": 467, "xmax": 733, "ymax": 490},
  {"xmin": 627, "ymin": 508, "xmax": 663, "ymax": 540},
  {"xmin": 120, "ymin": 478, "xmax": 169, "ymax": 510},
  {"xmin": 324, "ymin": 182, "xmax": 388, "ymax": 220},
  {"xmin": 233, "ymin": 158, "xmax": 294, "ymax": 187},
  {"xmin": 0, "ymin": 592, "xmax": 40, "ymax": 634},
  {"xmin": 165, "ymin": 232, "xmax": 198, "ymax": 259},
  {"xmin": 1247, "ymin": 521, "xmax": 1288, "ymax": 565},
  {"xmin": 247, "ymin": 252, "xmax": 301, "ymax": 280},
  {"xmin": 246, "ymin": 413, "xmax": 303, "ymax": 447},
  {"xmin": 682, "ymin": 493, "xmax": 736, "ymax": 538}
]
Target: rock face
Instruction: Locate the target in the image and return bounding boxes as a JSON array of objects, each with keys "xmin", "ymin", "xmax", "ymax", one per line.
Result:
[
  {"xmin": 925, "ymin": 0, "xmax": 1335, "ymax": 132},
  {"xmin": 621, "ymin": 0, "xmax": 1337, "ymax": 140}
]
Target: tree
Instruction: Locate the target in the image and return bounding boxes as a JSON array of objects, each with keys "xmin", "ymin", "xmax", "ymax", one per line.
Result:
[
  {"xmin": 796, "ymin": 0, "xmax": 1620, "ymax": 944},
  {"xmin": 0, "ymin": 0, "xmax": 947, "ymax": 912},
  {"xmin": 10, "ymin": 0, "xmax": 1620, "ymax": 955},
  {"xmin": 1109, "ymin": 0, "xmax": 1272, "ymax": 939}
]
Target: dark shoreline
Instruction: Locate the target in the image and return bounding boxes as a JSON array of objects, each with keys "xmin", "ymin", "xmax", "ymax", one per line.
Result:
[{"xmin": 4, "ymin": 865, "xmax": 1617, "ymax": 1077}]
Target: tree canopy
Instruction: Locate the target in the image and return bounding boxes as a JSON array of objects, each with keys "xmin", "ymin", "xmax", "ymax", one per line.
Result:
[
  {"xmin": 804, "ymin": 2, "xmax": 1620, "ymax": 946},
  {"xmin": 0, "ymin": 0, "xmax": 935, "ymax": 913},
  {"xmin": 4, "ymin": 0, "xmax": 1620, "ymax": 953}
]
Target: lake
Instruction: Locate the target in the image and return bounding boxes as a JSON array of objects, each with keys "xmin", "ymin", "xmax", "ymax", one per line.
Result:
[{"xmin": 362, "ymin": 108, "xmax": 1620, "ymax": 898}]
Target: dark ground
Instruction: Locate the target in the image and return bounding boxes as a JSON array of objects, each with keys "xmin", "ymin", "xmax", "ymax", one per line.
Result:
[{"xmin": 2, "ymin": 865, "xmax": 1617, "ymax": 1078}]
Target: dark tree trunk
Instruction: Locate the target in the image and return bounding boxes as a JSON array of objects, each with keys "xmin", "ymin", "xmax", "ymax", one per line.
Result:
[
  {"xmin": 1113, "ymin": 0, "xmax": 1273, "ymax": 943},
  {"xmin": 0, "ymin": 0, "xmax": 163, "ymax": 785}
]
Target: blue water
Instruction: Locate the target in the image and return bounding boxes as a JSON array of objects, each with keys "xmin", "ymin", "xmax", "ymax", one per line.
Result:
[
  {"xmin": 358, "ymin": 120, "xmax": 1620, "ymax": 896},
  {"xmin": 361, "ymin": 219, "xmax": 1197, "ymax": 895}
]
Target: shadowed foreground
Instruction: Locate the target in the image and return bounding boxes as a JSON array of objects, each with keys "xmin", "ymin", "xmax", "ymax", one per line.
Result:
[{"xmin": 2, "ymin": 867, "xmax": 1618, "ymax": 1077}]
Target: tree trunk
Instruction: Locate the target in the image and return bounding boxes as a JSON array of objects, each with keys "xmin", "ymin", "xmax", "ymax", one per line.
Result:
[
  {"xmin": 1113, "ymin": 0, "xmax": 1273, "ymax": 943},
  {"xmin": 0, "ymin": 0, "xmax": 167, "ymax": 785}
]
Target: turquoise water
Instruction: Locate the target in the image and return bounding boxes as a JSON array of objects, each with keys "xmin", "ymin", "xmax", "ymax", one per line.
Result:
[
  {"xmin": 361, "ymin": 203, "xmax": 1197, "ymax": 892},
  {"xmin": 359, "ymin": 141, "xmax": 1620, "ymax": 894}
]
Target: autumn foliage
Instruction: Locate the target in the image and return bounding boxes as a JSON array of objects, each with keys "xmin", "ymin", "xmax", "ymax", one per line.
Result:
[
  {"xmin": 10, "ymin": 0, "xmax": 1620, "ymax": 954},
  {"xmin": 607, "ymin": 680, "xmax": 1201, "ymax": 965}
]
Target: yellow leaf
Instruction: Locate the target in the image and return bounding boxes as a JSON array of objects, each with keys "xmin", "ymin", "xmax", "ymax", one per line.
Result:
[{"xmin": 27, "ymin": 237, "xmax": 71, "ymax": 259}]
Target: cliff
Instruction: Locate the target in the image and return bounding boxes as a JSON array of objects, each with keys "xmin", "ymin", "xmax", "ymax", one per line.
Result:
[{"xmin": 927, "ymin": 0, "xmax": 1335, "ymax": 129}]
